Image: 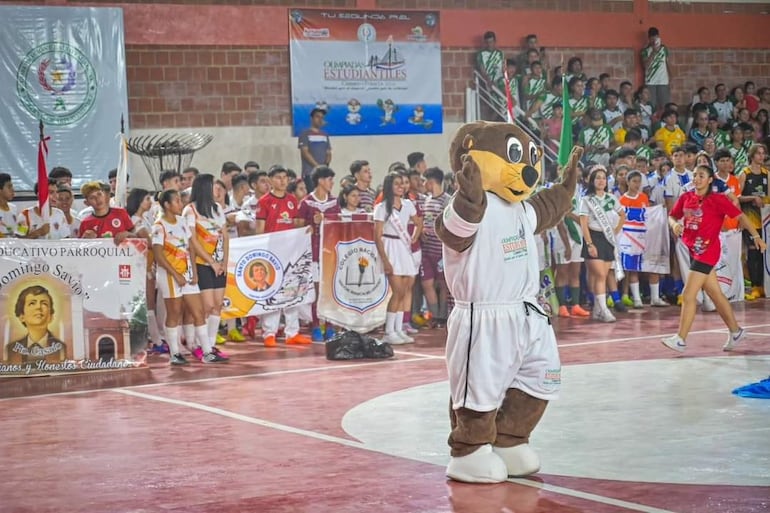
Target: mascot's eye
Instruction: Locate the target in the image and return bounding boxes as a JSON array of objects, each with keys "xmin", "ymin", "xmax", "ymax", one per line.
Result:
[
  {"xmin": 529, "ymin": 141, "xmax": 539, "ymax": 166},
  {"xmin": 506, "ymin": 137, "xmax": 523, "ymax": 163}
]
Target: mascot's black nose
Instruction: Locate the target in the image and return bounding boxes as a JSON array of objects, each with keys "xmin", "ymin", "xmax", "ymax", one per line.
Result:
[{"xmin": 522, "ymin": 165, "xmax": 539, "ymax": 188}]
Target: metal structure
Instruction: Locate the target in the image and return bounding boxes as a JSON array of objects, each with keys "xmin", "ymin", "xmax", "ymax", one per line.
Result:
[{"xmin": 126, "ymin": 132, "xmax": 213, "ymax": 190}]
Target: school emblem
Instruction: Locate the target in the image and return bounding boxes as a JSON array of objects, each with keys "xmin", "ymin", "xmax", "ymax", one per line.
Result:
[
  {"xmin": 332, "ymin": 237, "xmax": 387, "ymax": 313},
  {"xmin": 234, "ymin": 249, "xmax": 284, "ymax": 301},
  {"xmin": 16, "ymin": 42, "xmax": 97, "ymax": 126}
]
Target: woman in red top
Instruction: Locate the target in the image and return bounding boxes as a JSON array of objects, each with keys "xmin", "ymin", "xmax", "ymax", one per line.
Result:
[{"xmin": 662, "ymin": 165, "xmax": 766, "ymax": 354}]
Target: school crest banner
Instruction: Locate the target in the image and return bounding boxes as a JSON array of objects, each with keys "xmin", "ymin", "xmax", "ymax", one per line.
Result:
[
  {"xmin": 289, "ymin": 8, "xmax": 442, "ymax": 136},
  {"xmin": 0, "ymin": 239, "xmax": 148, "ymax": 378},
  {"xmin": 0, "ymin": 6, "xmax": 128, "ymax": 191},
  {"xmin": 222, "ymin": 228, "xmax": 315, "ymax": 319},
  {"xmin": 319, "ymin": 216, "xmax": 389, "ymax": 332}
]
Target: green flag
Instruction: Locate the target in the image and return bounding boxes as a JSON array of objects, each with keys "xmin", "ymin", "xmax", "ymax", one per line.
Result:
[{"xmin": 557, "ymin": 74, "xmax": 572, "ymax": 167}]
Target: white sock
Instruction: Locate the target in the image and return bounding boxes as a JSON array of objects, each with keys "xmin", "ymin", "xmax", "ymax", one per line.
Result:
[
  {"xmin": 395, "ymin": 312, "xmax": 404, "ymax": 333},
  {"xmin": 196, "ymin": 324, "xmax": 212, "ymax": 353},
  {"xmin": 147, "ymin": 310, "xmax": 163, "ymax": 345},
  {"xmin": 183, "ymin": 324, "xmax": 196, "ymax": 349},
  {"xmin": 207, "ymin": 315, "xmax": 221, "ymax": 347},
  {"xmin": 596, "ymin": 294, "xmax": 607, "ymax": 312},
  {"xmin": 650, "ymin": 282, "xmax": 660, "ymax": 300},
  {"xmin": 630, "ymin": 282, "xmax": 641, "ymax": 302},
  {"xmin": 165, "ymin": 326, "xmax": 180, "ymax": 355},
  {"xmin": 385, "ymin": 312, "xmax": 396, "ymax": 335}
]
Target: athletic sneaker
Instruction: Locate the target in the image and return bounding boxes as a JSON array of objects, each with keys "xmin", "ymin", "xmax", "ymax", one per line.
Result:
[
  {"xmin": 215, "ymin": 333, "xmax": 227, "ymax": 345},
  {"xmin": 723, "ymin": 328, "xmax": 746, "ymax": 351},
  {"xmin": 404, "ymin": 324, "xmax": 419, "ymax": 335},
  {"xmin": 558, "ymin": 305, "xmax": 571, "ymax": 318},
  {"xmin": 286, "ymin": 333, "xmax": 312, "ymax": 345},
  {"xmin": 211, "ymin": 347, "xmax": 229, "ymax": 359},
  {"xmin": 651, "ymin": 297, "xmax": 669, "ymax": 307},
  {"xmin": 395, "ymin": 331, "xmax": 415, "ymax": 343},
  {"xmin": 383, "ymin": 333, "xmax": 408, "ymax": 345},
  {"xmin": 632, "ymin": 299, "xmax": 644, "ymax": 308},
  {"xmin": 621, "ymin": 294, "xmax": 634, "ymax": 307},
  {"xmin": 228, "ymin": 328, "xmax": 246, "ymax": 342},
  {"xmin": 170, "ymin": 353, "xmax": 189, "ymax": 366},
  {"xmin": 311, "ymin": 327, "xmax": 324, "ymax": 342},
  {"xmin": 570, "ymin": 305, "xmax": 591, "ymax": 317},
  {"xmin": 324, "ymin": 327, "xmax": 337, "ymax": 340},
  {"xmin": 597, "ymin": 309, "xmax": 616, "ymax": 323},
  {"xmin": 661, "ymin": 335, "xmax": 687, "ymax": 353},
  {"xmin": 202, "ymin": 351, "xmax": 229, "ymax": 363},
  {"xmin": 192, "ymin": 347, "xmax": 204, "ymax": 362}
]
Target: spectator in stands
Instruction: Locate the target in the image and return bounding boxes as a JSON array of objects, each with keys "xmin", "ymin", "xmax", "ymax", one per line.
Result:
[
  {"xmin": 634, "ymin": 86, "xmax": 654, "ymax": 130},
  {"xmin": 542, "ymin": 102, "xmax": 564, "ymax": 155},
  {"xmin": 568, "ymin": 76, "xmax": 588, "ymax": 135},
  {"xmin": 586, "ymin": 77, "xmax": 605, "ymax": 111},
  {"xmin": 654, "ymin": 110, "xmax": 686, "ymax": 156},
  {"xmin": 418, "ymin": 167, "xmax": 451, "ymax": 327},
  {"xmin": 598, "ymin": 73, "xmax": 611, "ymax": 99},
  {"xmin": 48, "ymin": 166, "xmax": 72, "ymax": 187},
  {"xmin": 476, "ymin": 31, "xmax": 505, "ymax": 92},
  {"xmin": 729, "ymin": 123, "xmax": 750, "ymax": 170},
  {"xmin": 579, "ymin": 108, "xmax": 615, "ymax": 167},
  {"xmin": 564, "ymin": 57, "xmax": 586, "ymax": 83},
  {"xmin": 298, "ymin": 108, "xmax": 332, "ymax": 193},
  {"xmin": 526, "ymin": 75, "xmax": 562, "ymax": 125},
  {"xmin": 220, "ymin": 161, "xmax": 241, "ymax": 193},
  {"xmin": 702, "ymin": 137, "xmax": 717, "ymax": 161},
  {"xmin": 522, "ymin": 60, "xmax": 547, "ymax": 110},
  {"xmin": 374, "ymin": 173, "xmax": 422, "ymax": 344},
  {"xmin": 255, "ymin": 165, "xmax": 312, "ymax": 346},
  {"xmin": 244, "ymin": 161, "xmax": 260, "ymax": 173},
  {"xmin": 688, "ymin": 108, "xmax": 711, "ymax": 150},
  {"xmin": 603, "ymin": 90, "xmax": 624, "ymax": 131},
  {"xmin": 614, "ymin": 108, "xmax": 641, "ymax": 146},
  {"xmin": 641, "ymin": 27, "xmax": 671, "ymax": 114},
  {"xmin": 709, "ymin": 114, "xmax": 731, "ymax": 149},
  {"xmin": 756, "ymin": 86, "xmax": 770, "ymax": 115},
  {"xmin": 754, "ymin": 109, "xmax": 768, "ymax": 142},
  {"xmin": 711, "ymin": 83, "xmax": 734, "ymax": 128},
  {"xmin": 517, "ymin": 34, "xmax": 547, "ymax": 75},
  {"xmin": 351, "ymin": 159, "xmax": 376, "ymax": 212},
  {"xmin": 57, "ymin": 185, "xmax": 80, "ymax": 237},
  {"xmin": 181, "ymin": 166, "xmax": 199, "ymax": 190},
  {"xmin": 504, "ymin": 59, "xmax": 522, "ymax": 114}
]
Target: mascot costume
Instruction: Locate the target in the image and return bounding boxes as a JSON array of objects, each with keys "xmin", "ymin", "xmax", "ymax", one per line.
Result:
[{"xmin": 435, "ymin": 121, "xmax": 582, "ymax": 483}]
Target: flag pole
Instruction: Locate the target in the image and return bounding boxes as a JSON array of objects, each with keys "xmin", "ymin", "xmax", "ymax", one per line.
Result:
[
  {"xmin": 114, "ymin": 114, "xmax": 129, "ymax": 207},
  {"xmin": 37, "ymin": 120, "xmax": 50, "ymax": 223}
]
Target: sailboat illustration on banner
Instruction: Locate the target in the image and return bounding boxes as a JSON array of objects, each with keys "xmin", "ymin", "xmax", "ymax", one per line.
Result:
[{"xmin": 368, "ymin": 36, "xmax": 405, "ymax": 70}]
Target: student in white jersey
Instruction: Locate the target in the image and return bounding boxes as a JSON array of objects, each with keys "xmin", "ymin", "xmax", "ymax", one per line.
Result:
[
  {"xmin": 22, "ymin": 181, "xmax": 70, "ymax": 239},
  {"xmin": 0, "ymin": 173, "xmax": 25, "ymax": 238},
  {"xmin": 374, "ymin": 173, "xmax": 423, "ymax": 344},
  {"xmin": 152, "ymin": 190, "xmax": 226, "ymax": 365},
  {"xmin": 183, "ymin": 174, "xmax": 230, "ymax": 360}
]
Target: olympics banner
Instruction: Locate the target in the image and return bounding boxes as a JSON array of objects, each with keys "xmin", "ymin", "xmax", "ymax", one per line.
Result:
[
  {"xmin": 0, "ymin": 6, "xmax": 129, "ymax": 190},
  {"xmin": 289, "ymin": 9, "xmax": 442, "ymax": 136},
  {"xmin": 222, "ymin": 228, "xmax": 315, "ymax": 319},
  {"xmin": 319, "ymin": 215, "xmax": 389, "ymax": 332},
  {"xmin": 0, "ymin": 239, "xmax": 148, "ymax": 378}
]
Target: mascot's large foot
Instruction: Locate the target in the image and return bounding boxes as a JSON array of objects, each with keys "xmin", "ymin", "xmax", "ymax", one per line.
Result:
[
  {"xmin": 492, "ymin": 443, "xmax": 541, "ymax": 477},
  {"xmin": 446, "ymin": 444, "xmax": 508, "ymax": 483}
]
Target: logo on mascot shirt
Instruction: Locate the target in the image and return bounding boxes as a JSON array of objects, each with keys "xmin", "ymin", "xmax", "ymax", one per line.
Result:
[
  {"xmin": 541, "ymin": 367, "xmax": 561, "ymax": 390},
  {"xmin": 500, "ymin": 225, "xmax": 528, "ymax": 262}
]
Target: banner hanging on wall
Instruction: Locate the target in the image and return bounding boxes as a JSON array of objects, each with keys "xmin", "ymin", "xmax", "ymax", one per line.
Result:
[
  {"xmin": 319, "ymin": 216, "xmax": 389, "ymax": 332},
  {"xmin": 289, "ymin": 8, "xmax": 442, "ymax": 136},
  {"xmin": 0, "ymin": 239, "xmax": 147, "ymax": 377},
  {"xmin": 221, "ymin": 228, "xmax": 315, "ymax": 319},
  {"xmin": 0, "ymin": 6, "xmax": 129, "ymax": 191}
]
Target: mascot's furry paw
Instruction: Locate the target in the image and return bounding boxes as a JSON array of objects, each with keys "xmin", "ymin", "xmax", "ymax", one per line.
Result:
[
  {"xmin": 446, "ymin": 444, "xmax": 508, "ymax": 483},
  {"xmin": 492, "ymin": 443, "xmax": 541, "ymax": 477}
]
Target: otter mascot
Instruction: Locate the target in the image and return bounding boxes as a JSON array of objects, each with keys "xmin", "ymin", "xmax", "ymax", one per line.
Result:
[{"xmin": 435, "ymin": 121, "xmax": 582, "ymax": 483}]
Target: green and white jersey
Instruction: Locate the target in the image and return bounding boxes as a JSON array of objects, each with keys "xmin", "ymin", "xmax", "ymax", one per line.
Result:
[
  {"xmin": 579, "ymin": 124, "xmax": 614, "ymax": 157},
  {"xmin": 507, "ymin": 75, "xmax": 521, "ymax": 106},
  {"xmin": 636, "ymin": 145, "xmax": 654, "ymax": 161},
  {"xmin": 590, "ymin": 95, "xmax": 606, "ymax": 111},
  {"xmin": 713, "ymin": 129, "xmax": 731, "ymax": 149},
  {"xmin": 525, "ymin": 76, "xmax": 547, "ymax": 105},
  {"xmin": 641, "ymin": 45, "xmax": 669, "ymax": 85},
  {"xmin": 729, "ymin": 143, "xmax": 749, "ymax": 171},
  {"xmin": 570, "ymin": 96, "xmax": 589, "ymax": 118},
  {"xmin": 579, "ymin": 192, "xmax": 623, "ymax": 232},
  {"xmin": 535, "ymin": 92, "xmax": 560, "ymax": 120},
  {"xmin": 476, "ymin": 49, "xmax": 504, "ymax": 86}
]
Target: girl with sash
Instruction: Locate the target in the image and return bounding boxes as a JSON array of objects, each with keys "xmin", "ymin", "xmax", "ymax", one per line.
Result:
[
  {"xmin": 374, "ymin": 173, "xmax": 423, "ymax": 344},
  {"xmin": 579, "ymin": 166, "xmax": 627, "ymax": 323},
  {"xmin": 662, "ymin": 165, "xmax": 766, "ymax": 353}
]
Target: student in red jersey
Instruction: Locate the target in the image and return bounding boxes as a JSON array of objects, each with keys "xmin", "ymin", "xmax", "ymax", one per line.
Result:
[
  {"xmin": 78, "ymin": 181, "xmax": 135, "ymax": 243},
  {"xmin": 255, "ymin": 165, "xmax": 312, "ymax": 347},
  {"xmin": 297, "ymin": 165, "xmax": 339, "ymax": 341},
  {"xmin": 662, "ymin": 165, "xmax": 766, "ymax": 354}
]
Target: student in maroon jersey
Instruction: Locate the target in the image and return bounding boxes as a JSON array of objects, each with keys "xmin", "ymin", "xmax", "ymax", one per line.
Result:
[
  {"xmin": 662, "ymin": 164, "xmax": 766, "ymax": 354},
  {"xmin": 255, "ymin": 165, "xmax": 311, "ymax": 347},
  {"xmin": 78, "ymin": 181, "xmax": 135, "ymax": 244},
  {"xmin": 418, "ymin": 167, "xmax": 451, "ymax": 327},
  {"xmin": 350, "ymin": 160, "xmax": 376, "ymax": 213},
  {"xmin": 298, "ymin": 165, "xmax": 339, "ymax": 341}
]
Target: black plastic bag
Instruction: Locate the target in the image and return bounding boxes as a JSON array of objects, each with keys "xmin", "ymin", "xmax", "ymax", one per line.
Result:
[{"xmin": 325, "ymin": 331, "xmax": 394, "ymax": 361}]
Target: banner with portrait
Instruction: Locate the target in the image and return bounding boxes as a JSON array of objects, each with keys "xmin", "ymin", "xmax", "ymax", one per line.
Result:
[
  {"xmin": 0, "ymin": 6, "xmax": 128, "ymax": 191},
  {"xmin": 0, "ymin": 239, "xmax": 148, "ymax": 377},
  {"xmin": 221, "ymin": 228, "xmax": 315, "ymax": 319},
  {"xmin": 289, "ymin": 8, "xmax": 442, "ymax": 136},
  {"xmin": 319, "ymin": 215, "xmax": 389, "ymax": 332}
]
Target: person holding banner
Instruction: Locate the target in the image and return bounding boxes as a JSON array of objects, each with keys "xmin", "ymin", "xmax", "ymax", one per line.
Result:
[
  {"xmin": 78, "ymin": 181, "xmax": 135, "ymax": 244},
  {"xmin": 374, "ymin": 173, "xmax": 423, "ymax": 344},
  {"xmin": 337, "ymin": 184, "xmax": 366, "ymax": 219},
  {"xmin": 22, "ymin": 181, "xmax": 70, "ymax": 239},
  {"xmin": 662, "ymin": 165, "xmax": 766, "ymax": 353},
  {"xmin": 183, "ymin": 174, "xmax": 230, "ymax": 360},
  {"xmin": 152, "ymin": 190, "xmax": 226, "ymax": 365},
  {"xmin": 580, "ymin": 166, "xmax": 627, "ymax": 323},
  {"xmin": 255, "ymin": 165, "xmax": 312, "ymax": 347}
]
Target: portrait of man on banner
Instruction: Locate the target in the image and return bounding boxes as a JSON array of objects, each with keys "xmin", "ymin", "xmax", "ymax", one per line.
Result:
[
  {"xmin": 5, "ymin": 284, "xmax": 67, "ymax": 365},
  {"xmin": 246, "ymin": 260, "xmax": 275, "ymax": 293}
]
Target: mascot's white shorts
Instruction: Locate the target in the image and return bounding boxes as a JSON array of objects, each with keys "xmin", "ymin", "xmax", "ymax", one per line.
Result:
[{"xmin": 446, "ymin": 300, "xmax": 561, "ymax": 412}]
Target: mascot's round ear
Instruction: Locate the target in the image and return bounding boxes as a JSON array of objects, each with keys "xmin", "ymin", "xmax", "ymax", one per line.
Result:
[
  {"xmin": 449, "ymin": 121, "xmax": 485, "ymax": 171},
  {"xmin": 462, "ymin": 134, "xmax": 475, "ymax": 150}
]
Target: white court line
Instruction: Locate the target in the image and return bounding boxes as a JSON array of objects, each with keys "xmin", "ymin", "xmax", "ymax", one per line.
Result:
[
  {"xmin": 0, "ymin": 355, "xmax": 438, "ymax": 402},
  {"xmin": 116, "ymin": 388, "xmax": 676, "ymax": 513},
  {"xmin": 559, "ymin": 323, "xmax": 770, "ymax": 348},
  {"xmin": 393, "ymin": 350, "xmax": 444, "ymax": 359}
]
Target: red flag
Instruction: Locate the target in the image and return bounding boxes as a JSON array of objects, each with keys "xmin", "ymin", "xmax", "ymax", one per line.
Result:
[
  {"xmin": 37, "ymin": 133, "xmax": 50, "ymax": 222},
  {"xmin": 503, "ymin": 69, "xmax": 515, "ymax": 123}
]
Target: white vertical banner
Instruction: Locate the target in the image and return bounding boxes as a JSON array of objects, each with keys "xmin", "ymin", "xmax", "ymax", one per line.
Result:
[{"xmin": 0, "ymin": 6, "xmax": 128, "ymax": 190}]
